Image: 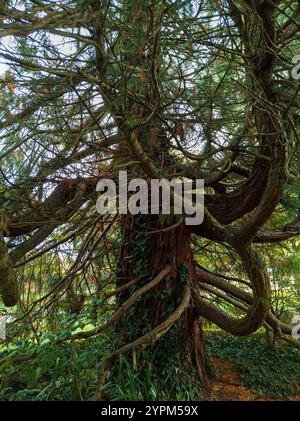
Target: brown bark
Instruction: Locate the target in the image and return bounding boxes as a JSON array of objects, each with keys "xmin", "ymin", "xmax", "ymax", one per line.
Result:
[{"xmin": 117, "ymin": 216, "xmax": 212, "ymax": 387}]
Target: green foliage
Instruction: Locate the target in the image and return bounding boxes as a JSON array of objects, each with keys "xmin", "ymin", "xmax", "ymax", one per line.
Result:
[
  {"xmin": 0, "ymin": 0, "xmax": 300, "ymax": 404},
  {"xmin": 0, "ymin": 334, "xmax": 113, "ymax": 401},
  {"xmin": 1, "ymin": 327, "xmax": 299, "ymax": 401},
  {"xmin": 206, "ymin": 332, "xmax": 300, "ymax": 398},
  {"xmin": 107, "ymin": 327, "xmax": 203, "ymax": 401},
  {"xmin": 0, "ymin": 326, "xmax": 202, "ymax": 401}
]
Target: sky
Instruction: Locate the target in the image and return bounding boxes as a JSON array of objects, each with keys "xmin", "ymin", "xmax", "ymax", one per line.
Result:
[
  {"xmin": 0, "ymin": 62, "xmax": 8, "ymax": 75},
  {"xmin": 0, "ymin": 36, "xmax": 11, "ymax": 76}
]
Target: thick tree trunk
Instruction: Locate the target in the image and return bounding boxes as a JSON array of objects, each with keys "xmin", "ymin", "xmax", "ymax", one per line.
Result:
[{"xmin": 116, "ymin": 215, "xmax": 212, "ymax": 397}]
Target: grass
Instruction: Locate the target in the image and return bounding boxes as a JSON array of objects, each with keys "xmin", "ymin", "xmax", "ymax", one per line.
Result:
[{"xmin": 0, "ymin": 329, "xmax": 299, "ymax": 400}]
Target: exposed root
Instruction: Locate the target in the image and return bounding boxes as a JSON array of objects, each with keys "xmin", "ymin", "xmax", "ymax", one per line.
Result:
[
  {"xmin": 92, "ymin": 285, "xmax": 191, "ymax": 400},
  {"xmin": 72, "ymin": 265, "xmax": 171, "ymax": 340}
]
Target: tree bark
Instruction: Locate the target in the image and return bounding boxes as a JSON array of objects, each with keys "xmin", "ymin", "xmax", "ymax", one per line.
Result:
[{"xmin": 116, "ymin": 215, "xmax": 213, "ymax": 395}]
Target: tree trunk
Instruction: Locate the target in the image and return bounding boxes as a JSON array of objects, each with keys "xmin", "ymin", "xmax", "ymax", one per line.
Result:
[{"xmin": 116, "ymin": 215, "xmax": 213, "ymax": 397}]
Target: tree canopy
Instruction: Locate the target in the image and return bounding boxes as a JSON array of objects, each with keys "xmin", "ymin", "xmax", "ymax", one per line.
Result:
[{"xmin": 0, "ymin": 0, "xmax": 299, "ymax": 401}]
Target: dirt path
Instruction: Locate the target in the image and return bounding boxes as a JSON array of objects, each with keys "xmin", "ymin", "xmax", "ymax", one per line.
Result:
[
  {"xmin": 208, "ymin": 357, "xmax": 299, "ymax": 401},
  {"xmin": 209, "ymin": 357, "xmax": 254, "ymax": 401}
]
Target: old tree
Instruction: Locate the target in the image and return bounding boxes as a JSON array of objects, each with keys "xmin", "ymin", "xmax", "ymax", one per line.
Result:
[{"xmin": 0, "ymin": 0, "xmax": 299, "ymax": 399}]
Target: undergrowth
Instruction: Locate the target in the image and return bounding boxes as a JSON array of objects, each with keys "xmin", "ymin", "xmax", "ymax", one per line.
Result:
[
  {"xmin": 0, "ymin": 330, "xmax": 299, "ymax": 401},
  {"xmin": 206, "ymin": 331, "xmax": 300, "ymax": 398}
]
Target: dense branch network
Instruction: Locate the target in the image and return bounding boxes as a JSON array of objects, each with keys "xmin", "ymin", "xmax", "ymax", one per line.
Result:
[{"xmin": 0, "ymin": 0, "xmax": 299, "ymax": 355}]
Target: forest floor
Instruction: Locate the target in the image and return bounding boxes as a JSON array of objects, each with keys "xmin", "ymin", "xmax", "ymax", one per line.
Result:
[
  {"xmin": 0, "ymin": 330, "xmax": 299, "ymax": 400},
  {"xmin": 209, "ymin": 357, "xmax": 299, "ymax": 401}
]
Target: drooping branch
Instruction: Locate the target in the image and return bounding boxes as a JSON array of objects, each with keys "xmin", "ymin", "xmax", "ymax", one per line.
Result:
[
  {"xmin": 195, "ymin": 266, "xmax": 292, "ymax": 336},
  {"xmin": 92, "ymin": 285, "xmax": 191, "ymax": 400},
  {"xmin": 254, "ymin": 218, "xmax": 300, "ymax": 243},
  {"xmin": 10, "ymin": 181, "xmax": 89, "ymax": 263},
  {"xmin": 7, "ymin": 177, "xmax": 97, "ymax": 237},
  {"xmin": 194, "ymin": 245, "xmax": 271, "ymax": 336},
  {"xmin": 0, "ymin": 5, "xmax": 98, "ymax": 38},
  {"xmin": 71, "ymin": 265, "xmax": 171, "ymax": 341},
  {"xmin": 190, "ymin": 0, "xmax": 289, "ymax": 240}
]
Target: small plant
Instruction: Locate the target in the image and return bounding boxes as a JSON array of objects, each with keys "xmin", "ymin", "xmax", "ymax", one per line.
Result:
[{"xmin": 206, "ymin": 331, "xmax": 300, "ymax": 398}]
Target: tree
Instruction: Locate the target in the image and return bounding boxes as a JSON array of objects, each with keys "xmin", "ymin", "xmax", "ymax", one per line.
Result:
[{"xmin": 0, "ymin": 0, "xmax": 299, "ymax": 399}]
